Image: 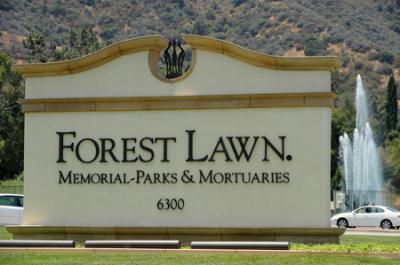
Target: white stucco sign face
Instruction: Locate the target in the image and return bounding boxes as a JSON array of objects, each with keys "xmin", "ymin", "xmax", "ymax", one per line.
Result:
[
  {"xmin": 25, "ymin": 107, "xmax": 330, "ymax": 227},
  {"xmin": 18, "ymin": 35, "xmax": 338, "ymax": 229}
]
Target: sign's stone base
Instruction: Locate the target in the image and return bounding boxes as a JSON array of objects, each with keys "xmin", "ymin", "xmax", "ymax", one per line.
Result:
[{"xmin": 6, "ymin": 226, "xmax": 345, "ymax": 245}]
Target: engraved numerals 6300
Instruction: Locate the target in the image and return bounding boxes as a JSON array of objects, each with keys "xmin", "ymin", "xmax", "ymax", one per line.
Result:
[{"xmin": 157, "ymin": 198, "xmax": 184, "ymax": 210}]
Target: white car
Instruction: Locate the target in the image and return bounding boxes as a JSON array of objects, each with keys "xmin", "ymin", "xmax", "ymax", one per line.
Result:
[
  {"xmin": 0, "ymin": 194, "xmax": 23, "ymax": 225},
  {"xmin": 331, "ymin": 205, "xmax": 400, "ymax": 229}
]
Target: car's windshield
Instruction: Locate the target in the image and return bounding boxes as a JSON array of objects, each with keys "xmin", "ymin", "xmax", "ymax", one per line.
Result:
[{"xmin": 355, "ymin": 207, "xmax": 365, "ymax": 214}]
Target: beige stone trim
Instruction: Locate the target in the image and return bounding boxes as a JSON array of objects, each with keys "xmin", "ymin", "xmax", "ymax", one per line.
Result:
[
  {"xmin": 20, "ymin": 92, "xmax": 335, "ymax": 113},
  {"xmin": 7, "ymin": 226, "xmax": 345, "ymax": 236},
  {"xmin": 7, "ymin": 226, "xmax": 345, "ymax": 244},
  {"xmin": 13, "ymin": 35, "xmax": 339, "ymax": 77},
  {"xmin": 12, "ymin": 35, "xmax": 169, "ymax": 77},
  {"xmin": 182, "ymin": 34, "xmax": 340, "ymax": 70}
]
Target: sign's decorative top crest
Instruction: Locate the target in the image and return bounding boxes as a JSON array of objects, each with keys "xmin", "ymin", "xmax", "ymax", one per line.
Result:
[{"xmin": 163, "ymin": 38, "xmax": 185, "ymax": 79}]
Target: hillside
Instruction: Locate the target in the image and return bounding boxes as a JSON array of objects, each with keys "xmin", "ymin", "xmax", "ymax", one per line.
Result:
[
  {"xmin": 1, "ymin": 1, "xmax": 399, "ymax": 80},
  {"xmin": 0, "ymin": 0, "xmax": 400, "ymax": 188}
]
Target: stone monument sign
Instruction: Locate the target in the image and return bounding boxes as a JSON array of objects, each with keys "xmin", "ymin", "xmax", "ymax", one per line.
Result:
[{"xmin": 8, "ymin": 35, "xmax": 343, "ymax": 243}]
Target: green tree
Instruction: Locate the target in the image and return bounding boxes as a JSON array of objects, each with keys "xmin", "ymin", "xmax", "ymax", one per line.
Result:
[
  {"xmin": 193, "ymin": 19, "xmax": 207, "ymax": 35},
  {"xmin": 63, "ymin": 26, "xmax": 100, "ymax": 60},
  {"xmin": 0, "ymin": 52, "xmax": 24, "ymax": 180},
  {"xmin": 22, "ymin": 32, "xmax": 47, "ymax": 63},
  {"xmin": 30, "ymin": 26, "xmax": 102, "ymax": 62},
  {"xmin": 331, "ymin": 97, "xmax": 355, "ymax": 190},
  {"xmin": 383, "ymin": 136, "xmax": 400, "ymax": 190},
  {"xmin": 80, "ymin": 26, "xmax": 100, "ymax": 55},
  {"xmin": 332, "ymin": 167, "xmax": 342, "ymax": 191},
  {"xmin": 385, "ymin": 74, "xmax": 398, "ymax": 135},
  {"xmin": 304, "ymin": 36, "xmax": 327, "ymax": 56},
  {"xmin": 0, "ymin": 26, "xmax": 100, "ymax": 180}
]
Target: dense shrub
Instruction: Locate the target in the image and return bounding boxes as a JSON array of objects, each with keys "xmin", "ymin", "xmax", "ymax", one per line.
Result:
[
  {"xmin": 50, "ymin": 3, "xmax": 66, "ymax": 16},
  {"xmin": 326, "ymin": 29, "xmax": 344, "ymax": 44},
  {"xmin": 349, "ymin": 41, "xmax": 370, "ymax": 53},
  {"xmin": 80, "ymin": 0, "xmax": 96, "ymax": 6},
  {"xmin": 377, "ymin": 51, "xmax": 395, "ymax": 64},
  {"xmin": 231, "ymin": 0, "xmax": 248, "ymax": 7},
  {"xmin": 193, "ymin": 19, "xmax": 207, "ymax": 35},
  {"xmin": 183, "ymin": 6, "xmax": 194, "ymax": 17},
  {"xmin": 0, "ymin": 0, "xmax": 13, "ymax": 11},
  {"xmin": 99, "ymin": 25, "xmax": 119, "ymax": 39},
  {"xmin": 170, "ymin": 0, "xmax": 185, "ymax": 8},
  {"xmin": 354, "ymin": 61, "xmax": 364, "ymax": 70},
  {"xmin": 97, "ymin": 15, "xmax": 115, "ymax": 26},
  {"xmin": 390, "ymin": 24, "xmax": 400, "ymax": 34},
  {"xmin": 395, "ymin": 57, "xmax": 400, "ymax": 68},
  {"xmin": 304, "ymin": 36, "xmax": 326, "ymax": 56},
  {"xmin": 376, "ymin": 64, "xmax": 393, "ymax": 75}
]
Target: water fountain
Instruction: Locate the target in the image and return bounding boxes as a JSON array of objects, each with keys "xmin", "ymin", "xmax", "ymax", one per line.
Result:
[{"xmin": 339, "ymin": 75, "xmax": 383, "ymax": 210}]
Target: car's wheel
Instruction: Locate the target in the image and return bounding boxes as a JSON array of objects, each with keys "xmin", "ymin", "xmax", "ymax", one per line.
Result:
[
  {"xmin": 337, "ymin": 218, "xmax": 348, "ymax": 228},
  {"xmin": 380, "ymin": 219, "xmax": 393, "ymax": 229}
]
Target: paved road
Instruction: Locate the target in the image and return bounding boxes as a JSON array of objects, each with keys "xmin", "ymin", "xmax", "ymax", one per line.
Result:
[{"xmin": 344, "ymin": 227, "xmax": 400, "ymax": 237}]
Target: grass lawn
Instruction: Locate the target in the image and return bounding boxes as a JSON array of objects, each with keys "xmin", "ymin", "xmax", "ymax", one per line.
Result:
[
  {"xmin": 0, "ymin": 226, "xmax": 12, "ymax": 240},
  {"xmin": 291, "ymin": 235, "xmax": 400, "ymax": 253},
  {"xmin": 340, "ymin": 235, "xmax": 400, "ymax": 245},
  {"xmin": 0, "ymin": 227, "xmax": 399, "ymax": 264},
  {"xmin": 0, "ymin": 251, "xmax": 398, "ymax": 265}
]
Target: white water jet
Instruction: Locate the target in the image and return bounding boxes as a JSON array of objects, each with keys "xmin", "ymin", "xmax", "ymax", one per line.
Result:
[{"xmin": 339, "ymin": 75, "xmax": 383, "ymax": 208}]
